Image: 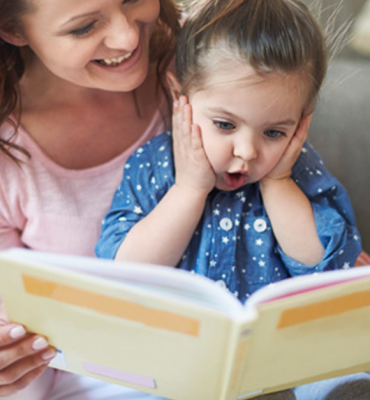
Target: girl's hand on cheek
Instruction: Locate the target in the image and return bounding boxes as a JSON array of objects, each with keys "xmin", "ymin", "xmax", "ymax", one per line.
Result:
[
  {"xmin": 261, "ymin": 114, "xmax": 312, "ymax": 184},
  {"xmin": 172, "ymin": 96, "xmax": 216, "ymax": 195}
]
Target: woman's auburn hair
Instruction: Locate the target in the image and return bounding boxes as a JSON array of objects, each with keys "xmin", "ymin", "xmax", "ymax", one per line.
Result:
[{"xmin": 0, "ymin": 0, "xmax": 181, "ymax": 163}]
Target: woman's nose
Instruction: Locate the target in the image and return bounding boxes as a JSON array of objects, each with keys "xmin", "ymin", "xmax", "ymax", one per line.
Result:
[{"xmin": 104, "ymin": 14, "xmax": 139, "ymax": 51}]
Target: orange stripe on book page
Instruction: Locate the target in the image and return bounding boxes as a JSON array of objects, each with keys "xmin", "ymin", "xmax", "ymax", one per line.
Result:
[
  {"xmin": 278, "ymin": 288, "xmax": 370, "ymax": 329},
  {"xmin": 22, "ymin": 274, "xmax": 200, "ymax": 336}
]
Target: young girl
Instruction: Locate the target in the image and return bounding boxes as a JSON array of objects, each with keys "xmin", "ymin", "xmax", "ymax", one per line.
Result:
[
  {"xmin": 96, "ymin": 0, "xmax": 360, "ymax": 296},
  {"xmin": 96, "ymin": 0, "xmax": 370, "ymax": 398}
]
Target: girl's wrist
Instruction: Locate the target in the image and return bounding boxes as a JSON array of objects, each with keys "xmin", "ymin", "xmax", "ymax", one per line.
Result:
[
  {"xmin": 259, "ymin": 176, "xmax": 293, "ymax": 193},
  {"xmin": 172, "ymin": 183, "xmax": 209, "ymax": 203}
]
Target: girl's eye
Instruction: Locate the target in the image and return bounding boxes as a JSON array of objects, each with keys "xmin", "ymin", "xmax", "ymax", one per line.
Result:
[
  {"xmin": 213, "ymin": 120, "xmax": 235, "ymax": 131},
  {"xmin": 264, "ymin": 130, "xmax": 285, "ymax": 139},
  {"xmin": 70, "ymin": 22, "xmax": 97, "ymax": 38}
]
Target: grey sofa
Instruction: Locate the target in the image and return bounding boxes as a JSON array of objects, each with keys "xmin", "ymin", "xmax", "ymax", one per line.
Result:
[{"xmin": 309, "ymin": 58, "xmax": 370, "ymax": 252}]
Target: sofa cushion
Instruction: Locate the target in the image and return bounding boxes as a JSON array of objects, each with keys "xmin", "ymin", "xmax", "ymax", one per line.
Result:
[{"xmin": 309, "ymin": 58, "xmax": 370, "ymax": 252}]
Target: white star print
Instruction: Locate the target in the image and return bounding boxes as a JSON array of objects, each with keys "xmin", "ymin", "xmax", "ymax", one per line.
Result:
[
  {"xmin": 256, "ymin": 239, "xmax": 263, "ymax": 246},
  {"xmin": 343, "ymin": 262, "xmax": 350, "ymax": 269},
  {"xmin": 134, "ymin": 206, "xmax": 143, "ymax": 214},
  {"xmin": 159, "ymin": 145, "xmax": 166, "ymax": 152},
  {"xmin": 259, "ymin": 261, "xmax": 266, "ymax": 267},
  {"xmin": 137, "ymin": 147, "xmax": 144, "ymax": 154},
  {"xmin": 163, "ymin": 162, "xmax": 169, "ymax": 168},
  {"xmin": 136, "ymin": 185, "xmax": 142, "ymax": 191},
  {"xmin": 118, "ymin": 217, "xmax": 127, "ymax": 221},
  {"xmin": 210, "ymin": 260, "xmax": 217, "ymax": 267},
  {"xmin": 222, "ymin": 237, "xmax": 230, "ymax": 244},
  {"xmin": 244, "ymin": 224, "xmax": 250, "ymax": 230},
  {"xmin": 354, "ymin": 235, "xmax": 359, "ymax": 241},
  {"xmin": 213, "ymin": 209, "xmax": 220, "ymax": 216},
  {"xmin": 125, "ymin": 163, "xmax": 131, "ymax": 169}
]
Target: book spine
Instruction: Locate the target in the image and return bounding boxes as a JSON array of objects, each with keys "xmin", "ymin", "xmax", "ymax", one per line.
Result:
[{"xmin": 219, "ymin": 318, "xmax": 256, "ymax": 400}]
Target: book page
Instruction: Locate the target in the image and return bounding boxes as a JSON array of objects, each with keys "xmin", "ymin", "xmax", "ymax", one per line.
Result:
[
  {"xmin": 1, "ymin": 248, "xmax": 245, "ymax": 316},
  {"xmin": 246, "ymin": 266, "xmax": 370, "ymax": 308}
]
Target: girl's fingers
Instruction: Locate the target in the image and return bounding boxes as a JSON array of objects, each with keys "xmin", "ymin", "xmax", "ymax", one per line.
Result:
[
  {"xmin": 295, "ymin": 114, "xmax": 312, "ymax": 142},
  {"xmin": 190, "ymin": 124, "xmax": 204, "ymax": 152}
]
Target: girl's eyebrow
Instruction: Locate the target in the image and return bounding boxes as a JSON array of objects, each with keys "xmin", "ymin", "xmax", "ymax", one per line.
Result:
[
  {"xmin": 61, "ymin": 11, "xmax": 100, "ymax": 28},
  {"xmin": 267, "ymin": 119, "xmax": 297, "ymax": 126},
  {"xmin": 207, "ymin": 107, "xmax": 297, "ymax": 126}
]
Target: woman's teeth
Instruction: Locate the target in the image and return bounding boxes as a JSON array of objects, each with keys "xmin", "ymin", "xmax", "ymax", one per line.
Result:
[{"xmin": 97, "ymin": 51, "xmax": 134, "ymax": 66}]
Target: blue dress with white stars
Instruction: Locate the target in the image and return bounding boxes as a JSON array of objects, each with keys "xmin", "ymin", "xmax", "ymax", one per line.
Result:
[{"xmin": 95, "ymin": 131, "xmax": 361, "ymax": 303}]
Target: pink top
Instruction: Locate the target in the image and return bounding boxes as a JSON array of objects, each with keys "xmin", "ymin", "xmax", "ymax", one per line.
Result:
[{"xmin": 0, "ymin": 109, "xmax": 168, "ymax": 257}]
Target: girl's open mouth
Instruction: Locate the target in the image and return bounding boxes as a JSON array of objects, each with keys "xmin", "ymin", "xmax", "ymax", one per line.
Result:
[{"xmin": 224, "ymin": 172, "xmax": 248, "ymax": 188}]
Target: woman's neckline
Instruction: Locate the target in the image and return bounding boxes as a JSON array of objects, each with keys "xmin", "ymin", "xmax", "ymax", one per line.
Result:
[{"xmin": 9, "ymin": 106, "xmax": 165, "ymax": 179}]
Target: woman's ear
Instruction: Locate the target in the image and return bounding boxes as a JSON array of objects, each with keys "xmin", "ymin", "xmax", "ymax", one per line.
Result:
[
  {"xmin": 0, "ymin": 29, "xmax": 28, "ymax": 47},
  {"xmin": 166, "ymin": 72, "xmax": 182, "ymax": 101}
]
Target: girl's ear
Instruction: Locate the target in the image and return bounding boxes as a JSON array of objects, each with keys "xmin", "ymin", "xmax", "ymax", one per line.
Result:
[
  {"xmin": 166, "ymin": 72, "xmax": 182, "ymax": 101},
  {"xmin": 0, "ymin": 29, "xmax": 28, "ymax": 47}
]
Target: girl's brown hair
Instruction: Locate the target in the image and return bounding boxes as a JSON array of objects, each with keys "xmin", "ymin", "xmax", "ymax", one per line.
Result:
[
  {"xmin": 176, "ymin": 0, "xmax": 327, "ymax": 109},
  {"xmin": 0, "ymin": 0, "xmax": 181, "ymax": 162}
]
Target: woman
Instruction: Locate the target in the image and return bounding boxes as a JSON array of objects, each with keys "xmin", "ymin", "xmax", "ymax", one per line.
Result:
[{"xmin": 0, "ymin": 0, "xmax": 180, "ymax": 398}]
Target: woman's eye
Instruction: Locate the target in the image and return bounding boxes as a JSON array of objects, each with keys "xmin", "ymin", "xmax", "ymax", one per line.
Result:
[
  {"xmin": 214, "ymin": 121, "xmax": 235, "ymax": 131},
  {"xmin": 264, "ymin": 130, "xmax": 285, "ymax": 138},
  {"xmin": 70, "ymin": 22, "xmax": 97, "ymax": 38}
]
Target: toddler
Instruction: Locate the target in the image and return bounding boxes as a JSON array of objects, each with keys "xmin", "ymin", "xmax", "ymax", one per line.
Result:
[{"xmin": 96, "ymin": 0, "xmax": 361, "ymax": 305}]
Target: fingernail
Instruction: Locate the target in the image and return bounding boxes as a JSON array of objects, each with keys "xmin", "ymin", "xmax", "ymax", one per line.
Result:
[
  {"xmin": 41, "ymin": 348, "xmax": 56, "ymax": 361},
  {"xmin": 10, "ymin": 325, "xmax": 26, "ymax": 339},
  {"xmin": 32, "ymin": 337, "xmax": 48, "ymax": 350}
]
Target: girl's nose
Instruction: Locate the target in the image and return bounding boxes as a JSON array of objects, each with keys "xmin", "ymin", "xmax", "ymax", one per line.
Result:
[
  {"xmin": 233, "ymin": 136, "xmax": 258, "ymax": 161},
  {"xmin": 104, "ymin": 14, "xmax": 139, "ymax": 51}
]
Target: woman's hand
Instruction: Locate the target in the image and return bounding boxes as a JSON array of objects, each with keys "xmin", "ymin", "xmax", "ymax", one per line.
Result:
[
  {"xmin": 0, "ymin": 310, "xmax": 56, "ymax": 397},
  {"xmin": 262, "ymin": 114, "xmax": 312, "ymax": 183},
  {"xmin": 172, "ymin": 96, "xmax": 216, "ymax": 195}
]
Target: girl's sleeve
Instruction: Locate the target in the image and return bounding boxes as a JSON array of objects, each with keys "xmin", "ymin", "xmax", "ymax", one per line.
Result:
[
  {"xmin": 95, "ymin": 133, "xmax": 175, "ymax": 259},
  {"xmin": 278, "ymin": 143, "xmax": 361, "ymax": 276}
]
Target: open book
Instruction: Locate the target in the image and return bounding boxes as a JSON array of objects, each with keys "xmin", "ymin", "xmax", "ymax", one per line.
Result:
[{"xmin": 1, "ymin": 248, "xmax": 370, "ymax": 400}]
